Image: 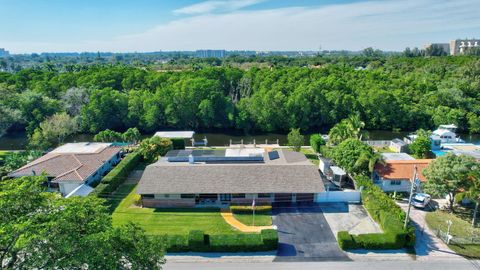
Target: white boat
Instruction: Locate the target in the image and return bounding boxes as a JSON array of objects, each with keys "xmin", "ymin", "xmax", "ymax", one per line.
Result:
[{"xmin": 430, "ymin": 124, "xmax": 465, "ymax": 144}]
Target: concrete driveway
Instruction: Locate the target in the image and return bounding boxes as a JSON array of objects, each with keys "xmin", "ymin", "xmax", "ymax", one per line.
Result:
[
  {"xmin": 396, "ymin": 200, "xmax": 467, "ymax": 262},
  {"xmin": 272, "ymin": 204, "xmax": 351, "ymax": 261},
  {"xmin": 320, "ymin": 203, "xmax": 382, "ymax": 236}
]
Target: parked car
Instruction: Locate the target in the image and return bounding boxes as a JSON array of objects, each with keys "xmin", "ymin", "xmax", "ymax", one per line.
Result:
[{"xmin": 411, "ymin": 193, "xmax": 431, "ymax": 208}]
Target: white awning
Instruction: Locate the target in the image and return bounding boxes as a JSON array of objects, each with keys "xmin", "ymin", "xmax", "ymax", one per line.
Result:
[
  {"xmin": 154, "ymin": 131, "xmax": 195, "ymax": 139},
  {"xmin": 330, "ymin": 166, "xmax": 346, "ymax": 176},
  {"xmin": 65, "ymin": 184, "xmax": 94, "ymax": 198}
]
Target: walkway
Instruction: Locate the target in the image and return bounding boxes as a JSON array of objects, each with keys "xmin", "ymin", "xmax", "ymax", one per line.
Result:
[{"xmin": 220, "ymin": 209, "xmax": 273, "ymax": 233}]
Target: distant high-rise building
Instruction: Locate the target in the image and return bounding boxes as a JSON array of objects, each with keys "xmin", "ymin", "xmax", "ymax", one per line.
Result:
[
  {"xmin": 195, "ymin": 50, "xmax": 226, "ymax": 58},
  {"xmin": 449, "ymin": 39, "xmax": 480, "ymax": 55},
  {"xmin": 0, "ymin": 48, "xmax": 9, "ymax": 57}
]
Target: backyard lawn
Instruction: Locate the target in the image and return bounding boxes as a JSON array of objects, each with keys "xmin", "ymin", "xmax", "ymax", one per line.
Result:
[
  {"xmin": 110, "ymin": 184, "xmax": 239, "ymax": 235},
  {"xmin": 426, "ymin": 210, "xmax": 480, "ymax": 258}
]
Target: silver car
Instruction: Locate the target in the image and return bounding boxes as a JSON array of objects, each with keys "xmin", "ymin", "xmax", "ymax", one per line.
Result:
[{"xmin": 411, "ymin": 193, "xmax": 431, "ymax": 208}]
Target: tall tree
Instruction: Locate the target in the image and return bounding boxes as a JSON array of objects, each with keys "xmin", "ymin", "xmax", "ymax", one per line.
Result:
[
  {"xmin": 29, "ymin": 112, "xmax": 79, "ymax": 149},
  {"xmin": 0, "ymin": 177, "xmax": 165, "ymax": 269},
  {"xmin": 287, "ymin": 128, "xmax": 304, "ymax": 152},
  {"xmin": 423, "ymin": 153, "xmax": 478, "ymax": 212},
  {"xmin": 331, "ymin": 139, "xmax": 377, "ymax": 176}
]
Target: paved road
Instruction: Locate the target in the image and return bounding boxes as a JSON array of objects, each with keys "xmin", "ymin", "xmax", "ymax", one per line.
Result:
[
  {"xmin": 165, "ymin": 260, "xmax": 480, "ymax": 270},
  {"xmin": 272, "ymin": 204, "xmax": 351, "ymax": 261}
]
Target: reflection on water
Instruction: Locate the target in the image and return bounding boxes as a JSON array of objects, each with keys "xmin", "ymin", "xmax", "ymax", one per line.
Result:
[{"xmin": 1, "ymin": 130, "xmax": 479, "ymax": 150}]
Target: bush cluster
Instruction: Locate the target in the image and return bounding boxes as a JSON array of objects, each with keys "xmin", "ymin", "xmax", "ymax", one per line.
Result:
[
  {"xmin": 230, "ymin": 205, "xmax": 272, "ymax": 214},
  {"xmin": 162, "ymin": 229, "xmax": 278, "ymax": 252},
  {"xmin": 91, "ymin": 151, "xmax": 142, "ymax": 197},
  {"xmin": 337, "ymin": 176, "xmax": 415, "ymax": 250}
]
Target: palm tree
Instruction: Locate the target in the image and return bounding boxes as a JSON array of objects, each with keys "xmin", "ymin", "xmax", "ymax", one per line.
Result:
[{"xmin": 347, "ymin": 114, "xmax": 365, "ymax": 140}]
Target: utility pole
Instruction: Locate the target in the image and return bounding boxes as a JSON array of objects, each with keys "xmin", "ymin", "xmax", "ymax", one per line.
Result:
[{"xmin": 404, "ymin": 165, "xmax": 418, "ymax": 229}]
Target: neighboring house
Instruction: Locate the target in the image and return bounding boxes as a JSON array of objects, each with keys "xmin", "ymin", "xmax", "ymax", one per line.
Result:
[
  {"xmin": 389, "ymin": 139, "xmax": 407, "ymax": 153},
  {"xmin": 9, "ymin": 142, "xmax": 121, "ymax": 197},
  {"xmin": 136, "ymin": 148, "xmax": 325, "ymax": 207},
  {"xmin": 372, "ymin": 158, "xmax": 432, "ymax": 192},
  {"xmin": 364, "ymin": 138, "xmax": 407, "ymax": 153}
]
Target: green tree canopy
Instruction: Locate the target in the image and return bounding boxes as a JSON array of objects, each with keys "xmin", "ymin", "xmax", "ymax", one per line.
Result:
[
  {"xmin": 138, "ymin": 136, "xmax": 173, "ymax": 161},
  {"xmin": 423, "ymin": 153, "xmax": 478, "ymax": 212},
  {"xmin": 331, "ymin": 139, "xmax": 379, "ymax": 176},
  {"xmin": 287, "ymin": 128, "xmax": 304, "ymax": 152},
  {"xmin": 29, "ymin": 112, "xmax": 79, "ymax": 150},
  {"xmin": 409, "ymin": 130, "xmax": 432, "ymax": 158},
  {"xmin": 309, "ymin": 134, "xmax": 326, "ymax": 153},
  {"xmin": 0, "ymin": 176, "xmax": 165, "ymax": 269}
]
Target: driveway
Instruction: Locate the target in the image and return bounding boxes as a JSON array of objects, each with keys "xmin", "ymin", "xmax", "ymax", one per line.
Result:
[
  {"xmin": 396, "ymin": 200, "xmax": 467, "ymax": 262},
  {"xmin": 272, "ymin": 203, "xmax": 351, "ymax": 261}
]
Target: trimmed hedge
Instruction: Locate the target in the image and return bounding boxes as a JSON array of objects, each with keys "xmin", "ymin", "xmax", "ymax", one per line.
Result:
[
  {"xmin": 188, "ymin": 230, "xmax": 207, "ymax": 251},
  {"xmin": 162, "ymin": 229, "xmax": 278, "ymax": 253},
  {"xmin": 230, "ymin": 205, "xmax": 272, "ymax": 214},
  {"xmin": 337, "ymin": 231, "xmax": 358, "ymax": 249},
  {"xmin": 91, "ymin": 151, "xmax": 142, "ymax": 197},
  {"xmin": 337, "ymin": 175, "xmax": 416, "ymax": 250}
]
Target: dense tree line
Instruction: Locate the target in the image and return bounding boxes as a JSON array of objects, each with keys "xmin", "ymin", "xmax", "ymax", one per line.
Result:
[{"xmin": 1, "ymin": 56, "xmax": 480, "ymax": 141}]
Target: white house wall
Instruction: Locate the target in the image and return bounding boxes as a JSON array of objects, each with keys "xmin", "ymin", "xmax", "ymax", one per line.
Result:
[
  {"xmin": 59, "ymin": 182, "xmax": 83, "ymax": 196},
  {"xmin": 315, "ymin": 191, "xmax": 361, "ymax": 203}
]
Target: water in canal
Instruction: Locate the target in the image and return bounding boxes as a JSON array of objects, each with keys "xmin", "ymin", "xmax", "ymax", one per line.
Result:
[{"xmin": 1, "ymin": 130, "xmax": 479, "ymax": 150}]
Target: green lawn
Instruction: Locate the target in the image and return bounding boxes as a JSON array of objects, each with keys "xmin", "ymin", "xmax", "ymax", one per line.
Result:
[
  {"xmin": 233, "ymin": 211, "xmax": 272, "ymax": 226},
  {"xmin": 300, "ymin": 148, "xmax": 319, "ymax": 166},
  {"xmin": 426, "ymin": 210, "xmax": 480, "ymax": 258},
  {"xmin": 111, "ymin": 184, "xmax": 239, "ymax": 236}
]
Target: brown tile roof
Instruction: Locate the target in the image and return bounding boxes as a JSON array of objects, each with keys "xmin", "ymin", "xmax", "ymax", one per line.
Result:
[
  {"xmin": 9, "ymin": 146, "xmax": 121, "ymax": 182},
  {"xmin": 374, "ymin": 159, "xmax": 433, "ymax": 182}
]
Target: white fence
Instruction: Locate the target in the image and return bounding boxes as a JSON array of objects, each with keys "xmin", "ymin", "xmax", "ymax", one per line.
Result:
[{"xmin": 316, "ymin": 191, "xmax": 361, "ymax": 203}]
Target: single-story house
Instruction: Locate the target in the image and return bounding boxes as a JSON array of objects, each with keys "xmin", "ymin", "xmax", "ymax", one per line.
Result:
[
  {"xmin": 136, "ymin": 148, "xmax": 325, "ymax": 207},
  {"xmin": 9, "ymin": 142, "xmax": 121, "ymax": 197},
  {"xmin": 372, "ymin": 159, "xmax": 432, "ymax": 192}
]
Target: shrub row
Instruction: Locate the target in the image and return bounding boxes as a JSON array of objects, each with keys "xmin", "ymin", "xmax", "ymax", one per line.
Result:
[
  {"xmin": 160, "ymin": 229, "xmax": 278, "ymax": 253},
  {"xmin": 337, "ymin": 176, "xmax": 415, "ymax": 250},
  {"xmin": 230, "ymin": 205, "xmax": 272, "ymax": 214},
  {"xmin": 91, "ymin": 151, "xmax": 142, "ymax": 197}
]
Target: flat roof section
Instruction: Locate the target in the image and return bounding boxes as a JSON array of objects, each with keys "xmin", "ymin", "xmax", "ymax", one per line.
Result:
[{"xmin": 154, "ymin": 131, "xmax": 195, "ymax": 139}]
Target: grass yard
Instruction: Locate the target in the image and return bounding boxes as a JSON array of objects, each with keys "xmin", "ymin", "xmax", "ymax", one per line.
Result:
[
  {"xmin": 300, "ymin": 148, "xmax": 319, "ymax": 166},
  {"xmin": 110, "ymin": 184, "xmax": 238, "ymax": 236},
  {"xmin": 426, "ymin": 210, "xmax": 480, "ymax": 258},
  {"xmin": 233, "ymin": 210, "xmax": 273, "ymax": 226}
]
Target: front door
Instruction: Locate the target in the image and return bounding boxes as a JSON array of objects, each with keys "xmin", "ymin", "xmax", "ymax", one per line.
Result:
[{"xmin": 220, "ymin": 194, "xmax": 231, "ymax": 202}]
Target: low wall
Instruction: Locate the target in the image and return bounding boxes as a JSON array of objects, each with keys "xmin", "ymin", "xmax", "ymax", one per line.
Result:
[
  {"xmin": 142, "ymin": 198, "xmax": 196, "ymax": 208},
  {"xmin": 316, "ymin": 191, "xmax": 361, "ymax": 203}
]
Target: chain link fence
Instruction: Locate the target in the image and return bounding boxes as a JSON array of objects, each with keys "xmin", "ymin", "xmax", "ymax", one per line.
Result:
[{"xmin": 433, "ymin": 228, "xmax": 480, "ymax": 245}]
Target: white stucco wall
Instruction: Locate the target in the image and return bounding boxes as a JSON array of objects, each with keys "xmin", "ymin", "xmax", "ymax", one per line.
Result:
[{"xmin": 59, "ymin": 182, "xmax": 83, "ymax": 196}]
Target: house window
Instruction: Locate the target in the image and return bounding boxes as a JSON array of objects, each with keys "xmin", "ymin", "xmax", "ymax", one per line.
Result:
[
  {"xmin": 220, "ymin": 194, "xmax": 232, "ymax": 201},
  {"xmin": 232, "ymin": 193, "xmax": 245, "ymax": 199},
  {"xmin": 164, "ymin": 194, "xmax": 170, "ymax": 198},
  {"xmin": 142, "ymin": 194, "xmax": 154, "ymax": 198},
  {"xmin": 390, "ymin": 180, "xmax": 402, "ymax": 186},
  {"xmin": 258, "ymin": 193, "xmax": 271, "ymax": 198},
  {"xmin": 181, "ymin": 194, "xmax": 195, "ymax": 199}
]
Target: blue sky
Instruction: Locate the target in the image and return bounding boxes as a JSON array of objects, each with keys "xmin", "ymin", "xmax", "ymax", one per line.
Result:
[{"xmin": 1, "ymin": 0, "xmax": 479, "ymax": 53}]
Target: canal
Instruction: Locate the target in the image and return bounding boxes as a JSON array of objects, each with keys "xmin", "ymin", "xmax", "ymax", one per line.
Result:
[{"xmin": 1, "ymin": 130, "xmax": 479, "ymax": 150}]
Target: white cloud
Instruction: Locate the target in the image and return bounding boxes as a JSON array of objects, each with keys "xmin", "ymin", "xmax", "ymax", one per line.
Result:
[
  {"xmin": 173, "ymin": 0, "xmax": 264, "ymax": 15},
  {"xmin": 7, "ymin": 0, "xmax": 480, "ymax": 53}
]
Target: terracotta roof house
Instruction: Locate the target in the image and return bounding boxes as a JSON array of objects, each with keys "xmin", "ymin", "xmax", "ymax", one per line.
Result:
[
  {"xmin": 136, "ymin": 148, "xmax": 325, "ymax": 207},
  {"xmin": 9, "ymin": 142, "xmax": 121, "ymax": 197},
  {"xmin": 373, "ymin": 159, "xmax": 433, "ymax": 192}
]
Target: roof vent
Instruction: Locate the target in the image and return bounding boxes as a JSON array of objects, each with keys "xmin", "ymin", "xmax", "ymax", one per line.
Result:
[{"xmin": 188, "ymin": 154, "xmax": 194, "ymax": 164}]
